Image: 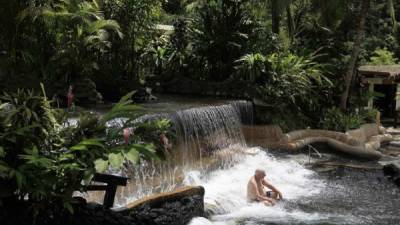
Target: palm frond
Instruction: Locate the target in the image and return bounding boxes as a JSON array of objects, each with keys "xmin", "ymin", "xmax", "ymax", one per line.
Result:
[
  {"xmin": 388, "ymin": 0, "xmax": 397, "ymax": 32},
  {"xmin": 87, "ymin": 20, "xmax": 123, "ymax": 38},
  {"xmin": 100, "ymin": 92, "xmax": 143, "ymax": 123}
]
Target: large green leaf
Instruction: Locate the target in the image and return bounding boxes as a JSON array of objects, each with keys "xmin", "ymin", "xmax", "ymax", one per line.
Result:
[
  {"xmin": 124, "ymin": 148, "xmax": 140, "ymax": 164},
  {"xmin": 70, "ymin": 144, "xmax": 88, "ymax": 151},
  {"xmin": 108, "ymin": 153, "xmax": 124, "ymax": 169},
  {"xmin": 131, "ymin": 144, "xmax": 158, "ymax": 160},
  {"xmin": 78, "ymin": 139, "xmax": 105, "ymax": 148},
  {"xmin": 94, "ymin": 159, "xmax": 108, "ymax": 172}
]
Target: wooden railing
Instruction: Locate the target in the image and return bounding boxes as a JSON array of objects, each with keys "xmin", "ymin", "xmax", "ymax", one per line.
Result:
[{"xmin": 86, "ymin": 173, "xmax": 128, "ymax": 208}]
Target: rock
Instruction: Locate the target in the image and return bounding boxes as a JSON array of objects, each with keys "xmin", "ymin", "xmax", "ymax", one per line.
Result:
[
  {"xmin": 383, "ymin": 161, "xmax": 400, "ymax": 187},
  {"xmin": 204, "ymin": 202, "xmax": 226, "ymax": 217},
  {"xmin": 132, "ymin": 87, "xmax": 157, "ymax": 103},
  {"xmin": 123, "ymin": 186, "xmax": 205, "ymax": 225},
  {"xmin": 389, "ymin": 141, "xmax": 400, "ymax": 148}
]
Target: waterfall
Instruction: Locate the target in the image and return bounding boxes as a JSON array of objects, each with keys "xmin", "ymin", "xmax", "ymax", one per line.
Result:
[
  {"xmin": 171, "ymin": 101, "xmax": 251, "ymax": 169},
  {"xmin": 106, "ymin": 101, "xmax": 254, "ymax": 206}
]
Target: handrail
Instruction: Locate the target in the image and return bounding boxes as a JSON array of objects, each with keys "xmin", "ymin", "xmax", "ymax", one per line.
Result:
[
  {"xmin": 307, "ymin": 144, "xmax": 322, "ymax": 164},
  {"xmin": 86, "ymin": 173, "xmax": 128, "ymax": 208}
]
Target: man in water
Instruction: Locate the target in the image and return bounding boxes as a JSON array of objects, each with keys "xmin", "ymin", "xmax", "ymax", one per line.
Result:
[{"xmin": 247, "ymin": 169, "xmax": 283, "ymax": 206}]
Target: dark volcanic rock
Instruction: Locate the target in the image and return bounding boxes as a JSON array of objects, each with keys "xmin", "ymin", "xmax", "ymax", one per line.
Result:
[
  {"xmin": 383, "ymin": 161, "xmax": 400, "ymax": 186},
  {"xmin": 132, "ymin": 87, "xmax": 157, "ymax": 103},
  {"xmin": 125, "ymin": 186, "xmax": 205, "ymax": 225},
  {"xmin": 0, "ymin": 199, "xmax": 136, "ymax": 225},
  {"xmin": 0, "ymin": 186, "xmax": 205, "ymax": 225}
]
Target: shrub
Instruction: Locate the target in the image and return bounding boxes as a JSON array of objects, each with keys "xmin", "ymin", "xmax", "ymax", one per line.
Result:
[
  {"xmin": 255, "ymin": 52, "xmax": 333, "ymax": 130},
  {"xmin": 368, "ymin": 48, "xmax": 398, "ymax": 65},
  {"xmin": 0, "ymin": 87, "xmax": 166, "ymax": 214},
  {"xmin": 321, "ymin": 107, "xmax": 378, "ymax": 132},
  {"xmin": 189, "ymin": 0, "xmax": 256, "ymax": 81},
  {"xmin": 234, "ymin": 53, "xmax": 266, "ymax": 82}
]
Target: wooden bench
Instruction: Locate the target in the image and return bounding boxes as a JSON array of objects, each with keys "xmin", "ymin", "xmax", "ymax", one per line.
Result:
[{"xmin": 86, "ymin": 173, "xmax": 128, "ymax": 208}]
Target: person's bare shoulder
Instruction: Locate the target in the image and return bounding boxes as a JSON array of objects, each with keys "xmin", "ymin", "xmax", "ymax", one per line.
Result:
[{"xmin": 249, "ymin": 177, "xmax": 258, "ymax": 187}]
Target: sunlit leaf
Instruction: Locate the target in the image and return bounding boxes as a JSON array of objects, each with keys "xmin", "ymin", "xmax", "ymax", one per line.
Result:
[
  {"xmin": 124, "ymin": 148, "xmax": 139, "ymax": 164},
  {"xmin": 70, "ymin": 145, "xmax": 88, "ymax": 151},
  {"xmin": 108, "ymin": 153, "xmax": 124, "ymax": 169},
  {"xmin": 94, "ymin": 159, "xmax": 108, "ymax": 172}
]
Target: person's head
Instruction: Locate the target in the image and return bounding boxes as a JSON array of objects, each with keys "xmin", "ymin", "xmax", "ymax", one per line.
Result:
[{"xmin": 254, "ymin": 169, "xmax": 266, "ymax": 180}]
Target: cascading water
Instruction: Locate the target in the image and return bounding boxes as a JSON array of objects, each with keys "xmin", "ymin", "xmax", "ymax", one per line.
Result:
[
  {"xmin": 81, "ymin": 99, "xmax": 400, "ymax": 225},
  {"xmin": 184, "ymin": 148, "xmax": 369, "ymax": 225},
  {"xmin": 99, "ymin": 101, "xmax": 254, "ymax": 206},
  {"xmin": 172, "ymin": 103, "xmax": 248, "ymax": 169}
]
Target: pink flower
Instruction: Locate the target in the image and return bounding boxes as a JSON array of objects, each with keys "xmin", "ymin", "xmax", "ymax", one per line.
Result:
[
  {"xmin": 123, "ymin": 128, "xmax": 131, "ymax": 144},
  {"xmin": 67, "ymin": 85, "xmax": 74, "ymax": 108}
]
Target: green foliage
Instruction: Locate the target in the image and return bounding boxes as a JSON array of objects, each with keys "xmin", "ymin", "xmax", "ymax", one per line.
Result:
[
  {"xmin": 132, "ymin": 119, "xmax": 174, "ymax": 159},
  {"xmin": 142, "ymin": 18, "xmax": 190, "ymax": 81},
  {"xmin": 254, "ymin": 52, "xmax": 333, "ymax": 130},
  {"xmin": 321, "ymin": 107, "xmax": 378, "ymax": 132},
  {"xmin": 102, "ymin": 0, "xmax": 160, "ymax": 77},
  {"xmin": 257, "ymin": 52, "xmax": 332, "ymax": 104},
  {"xmin": 189, "ymin": 0, "xmax": 257, "ymax": 81},
  {"xmin": 234, "ymin": 53, "xmax": 266, "ymax": 82},
  {"xmin": 368, "ymin": 48, "xmax": 398, "ymax": 65},
  {"xmin": 2, "ymin": 0, "xmax": 400, "ymax": 134},
  {"xmin": 0, "ymin": 88, "xmax": 164, "ymax": 214},
  {"xmin": 19, "ymin": 0, "xmax": 122, "ymax": 82}
]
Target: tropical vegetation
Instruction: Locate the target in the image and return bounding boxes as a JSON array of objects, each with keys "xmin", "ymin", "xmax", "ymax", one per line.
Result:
[
  {"xmin": 0, "ymin": 88, "xmax": 170, "ymax": 216},
  {"xmin": 1, "ymin": 0, "xmax": 400, "ymax": 220}
]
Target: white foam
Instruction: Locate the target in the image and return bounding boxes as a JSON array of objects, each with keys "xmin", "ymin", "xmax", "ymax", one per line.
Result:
[{"xmin": 185, "ymin": 148, "xmax": 333, "ymax": 224}]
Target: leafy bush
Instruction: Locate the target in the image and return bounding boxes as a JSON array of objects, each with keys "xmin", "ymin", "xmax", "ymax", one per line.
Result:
[
  {"xmin": 133, "ymin": 119, "xmax": 175, "ymax": 159},
  {"xmin": 143, "ymin": 18, "xmax": 190, "ymax": 82},
  {"xmin": 321, "ymin": 107, "xmax": 378, "ymax": 132},
  {"xmin": 189, "ymin": 0, "xmax": 257, "ymax": 81},
  {"xmin": 19, "ymin": 0, "xmax": 123, "ymax": 82},
  {"xmin": 368, "ymin": 48, "xmax": 398, "ymax": 65},
  {"xmin": 234, "ymin": 53, "xmax": 266, "ymax": 82},
  {"xmin": 0, "ymin": 87, "xmax": 166, "ymax": 214},
  {"xmin": 254, "ymin": 52, "xmax": 332, "ymax": 128}
]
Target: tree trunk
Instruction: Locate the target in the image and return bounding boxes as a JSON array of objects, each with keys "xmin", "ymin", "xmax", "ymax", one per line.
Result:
[
  {"xmin": 271, "ymin": 0, "xmax": 280, "ymax": 34},
  {"xmin": 286, "ymin": 5, "xmax": 294, "ymax": 41},
  {"xmin": 340, "ymin": 0, "xmax": 370, "ymax": 111}
]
